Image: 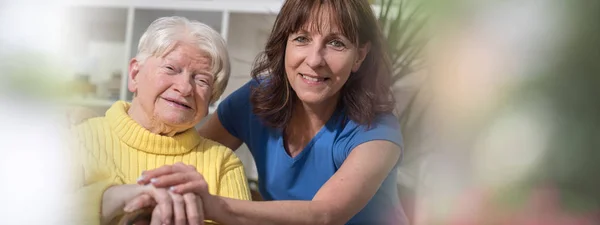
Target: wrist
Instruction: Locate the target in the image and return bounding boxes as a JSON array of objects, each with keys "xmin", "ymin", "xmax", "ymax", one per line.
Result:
[
  {"xmin": 101, "ymin": 185, "xmax": 123, "ymax": 224},
  {"xmin": 102, "ymin": 184, "xmax": 144, "ymax": 223},
  {"xmin": 204, "ymin": 195, "xmax": 230, "ymax": 221}
]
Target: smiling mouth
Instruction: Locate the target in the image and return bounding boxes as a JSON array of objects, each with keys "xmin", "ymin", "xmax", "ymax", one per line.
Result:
[
  {"xmin": 163, "ymin": 97, "xmax": 192, "ymax": 109},
  {"xmin": 299, "ymin": 73, "xmax": 329, "ymax": 82}
]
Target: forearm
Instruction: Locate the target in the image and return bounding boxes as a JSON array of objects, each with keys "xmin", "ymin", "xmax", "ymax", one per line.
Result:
[{"xmin": 209, "ymin": 197, "xmax": 340, "ymax": 225}]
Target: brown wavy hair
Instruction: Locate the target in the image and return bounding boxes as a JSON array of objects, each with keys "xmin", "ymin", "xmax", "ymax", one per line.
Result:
[{"xmin": 250, "ymin": 0, "xmax": 396, "ymax": 128}]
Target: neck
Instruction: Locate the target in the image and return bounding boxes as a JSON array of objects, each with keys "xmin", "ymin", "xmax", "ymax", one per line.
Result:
[
  {"xmin": 128, "ymin": 99, "xmax": 179, "ymax": 136},
  {"xmin": 283, "ymin": 96, "xmax": 339, "ymax": 157},
  {"xmin": 288, "ymin": 94, "xmax": 340, "ymax": 136},
  {"xmin": 294, "ymin": 103, "xmax": 336, "ymax": 133}
]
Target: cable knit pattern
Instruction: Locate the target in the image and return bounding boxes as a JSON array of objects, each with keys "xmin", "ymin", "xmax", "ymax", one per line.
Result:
[{"xmin": 73, "ymin": 101, "xmax": 251, "ymax": 225}]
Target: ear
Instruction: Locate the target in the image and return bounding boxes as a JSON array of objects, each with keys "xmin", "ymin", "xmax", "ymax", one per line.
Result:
[
  {"xmin": 128, "ymin": 58, "xmax": 141, "ymax": 93},
  {"xmin": 352, "ymin": 42, "xmax": 371, "ymax": 72}
]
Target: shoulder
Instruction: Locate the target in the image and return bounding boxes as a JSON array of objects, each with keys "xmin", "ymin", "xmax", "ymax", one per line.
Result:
[
  {"xmin": 224, "ymin": 79, "xmax": 260, "ymax": 102},
  {"xmin": 75, "ymin": 116, "xmax": 108, "ymax": 128},
  {"xmin": 332, "ymin": 113, "xmax": 403, "ymax": 167},
  {"xmin": 217, "ymin": 79, "xmax": 266, "ymax": 141},
  {"xmin": 337, "ymin": 113, "xmax": 402, "ymax": 144},
  {"xmin": 73, "ymin": 117, "xmax": 110, "ymax": 139}
]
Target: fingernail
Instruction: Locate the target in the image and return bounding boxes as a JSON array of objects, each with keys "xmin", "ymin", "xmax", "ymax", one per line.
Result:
[
  {"xmin": 123, "ymin": 205, "xmax": 133, "ymax": 212},
  {"xmin": 169, "ymin": 186, "xmax": 175, "ymax": 192},
  {"xmin": 136, "ymin": 175, "xmax": 145, "ymax": 182},
  {"xmin": 150, "ymin": 178, "xmax": 158, "ymax": 183}
]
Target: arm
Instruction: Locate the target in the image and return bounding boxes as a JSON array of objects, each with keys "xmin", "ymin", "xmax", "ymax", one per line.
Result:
[
  {"xmin": 69, "ymin": 125, "xmax": 137, "ymax": 225},
  {"xmin": 198, "ymin": 113, "xmax": 243, "ymax": 151},
  {"xmin": 68, "ymin": 142, "xmax": 126, "ymax": 225},
  {"xmin": 206, "ymin": 140, "xmax": 402, "ymax": 225},
  {"xmin": 199, "ymin": 81, "xmax": 255, "ymax": 151}
]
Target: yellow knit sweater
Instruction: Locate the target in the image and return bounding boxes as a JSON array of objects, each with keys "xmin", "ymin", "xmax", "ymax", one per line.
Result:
[{"xmin": 72, "ymin": 101, "xmax": 250, "ymax": 224}]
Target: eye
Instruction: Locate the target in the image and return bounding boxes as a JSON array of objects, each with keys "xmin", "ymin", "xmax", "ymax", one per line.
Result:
[
  {"xmin": 292, "ymin": 35, "xmax": 309, "ymax": 44},
  {"xmin": 164, "ymin": 65, "xmax": 177, "ymax": 74},
  {"xmin": 328, "ymin": 40, "xmax": 347, "ymax": 50},
  {"xmin": 194, "ymin": 75, "xmax": 211, "ymax": 87}
]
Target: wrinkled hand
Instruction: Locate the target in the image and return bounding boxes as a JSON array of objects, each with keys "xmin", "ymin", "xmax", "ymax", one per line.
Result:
[
  {"xmin": 132, "ymin": 163, "xmax": 216, "ymax": 224},
  {"xmin": 123, "ymin": 186, "xmax": 204, "ymax": 225}
]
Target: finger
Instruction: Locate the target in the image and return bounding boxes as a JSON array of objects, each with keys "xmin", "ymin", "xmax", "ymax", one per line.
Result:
[
  {"xmin": 139, "ymin": 164, "xmax": 196, "ymax": 185},
  {"xmin": 144, "ymin": 188, "xmax": 173, "ymax": 225},
  {"xmin": 151, "ymin": 172, "xmax": 198, "ymax": 188},
  {"xmin": 124, "ymin": 193, "xmax": 156, "ymax": 213},
  {"xmin": 138, "ymin": 165, "xmax": 175, "ymax": 185},
  {"xmin": 120, "ymin": 207, "xmax": 153, "ymax": 225},
  {"xmin": 172, "ymin": 162, "xmax": 196, "ymax": 170},
  {"xmin": 170, "ymin": 180, "xmax": 209, "ymax": 196},
  {"xmin": 183, "ymin": 193, "xmax": 203, "ymax": 225},
  {"xmin": 150, "ymin": 207, "xmax": 163, "ymax": 225},
  {"xmin": 170, "ymin": 192, "xmax": 187, "ymax": 225}
]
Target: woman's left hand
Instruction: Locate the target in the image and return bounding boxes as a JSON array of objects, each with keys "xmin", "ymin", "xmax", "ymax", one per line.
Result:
[
  {"xmin": 137, "ymin": 162, "xmax": 210, "ymax": 196},
  {"xmin": 124, "ymin": 191, "xmax": 204, "ymax": 225}
]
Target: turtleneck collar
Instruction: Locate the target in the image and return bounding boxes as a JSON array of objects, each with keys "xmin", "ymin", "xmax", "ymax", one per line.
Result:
[{"xmin": 105, "ymin": 101, "xmax": 201, "ymax": 155}]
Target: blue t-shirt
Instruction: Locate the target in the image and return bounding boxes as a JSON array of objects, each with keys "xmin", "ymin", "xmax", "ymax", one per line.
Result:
[{"xmin": 217, "ymin": 80, "xmax": 407, "ymax": 225}]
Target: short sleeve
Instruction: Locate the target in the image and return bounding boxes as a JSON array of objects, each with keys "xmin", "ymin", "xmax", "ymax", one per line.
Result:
[
  {"xmin": 334, "ymin": 113, "xmax": 404, "ymax": 168},
  {"xmin": 216, "ymin": 80, "xmax": 255, "ymax": 142}
]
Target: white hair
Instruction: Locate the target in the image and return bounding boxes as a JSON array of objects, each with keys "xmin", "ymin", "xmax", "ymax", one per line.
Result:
[{"xmin": 136, "ymin": 16, "xmax": 230, "ymax": 103}]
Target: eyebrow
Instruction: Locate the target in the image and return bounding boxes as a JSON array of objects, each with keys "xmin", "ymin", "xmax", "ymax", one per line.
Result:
[
  {"xmin": 293, "ymin": 29, "xmax": 347, "ymax": 38},
  {"xmin": 194, "ymin": 70, "xmax": 215, "ymax": 80},
  {"xmin": 161, "ymin": 57, "xmax": 214, "ymax": 74}
]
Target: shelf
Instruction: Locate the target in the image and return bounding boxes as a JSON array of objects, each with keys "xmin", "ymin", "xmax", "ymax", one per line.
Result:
[
  {"xmin": 62, "ymin": 6, "xmax": 128, "ymax": 100},
  {"xmin": 61, "ymin": 0, "xmax": 283, "ymax": 14}
]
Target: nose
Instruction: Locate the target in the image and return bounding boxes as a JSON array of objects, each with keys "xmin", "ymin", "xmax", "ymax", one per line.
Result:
[
  {"xmin": 305, "ymin": 44, "xmax": 326, "ymax": 68},
  {"xmin": 173, "ymin": 73, "xmax": 193, "ymax": 96}
]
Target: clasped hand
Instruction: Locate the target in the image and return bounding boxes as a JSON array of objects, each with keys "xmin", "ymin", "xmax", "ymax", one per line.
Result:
[{"xmin": 121, "ymin": 163, "xmax": 213, "ymax": 225}]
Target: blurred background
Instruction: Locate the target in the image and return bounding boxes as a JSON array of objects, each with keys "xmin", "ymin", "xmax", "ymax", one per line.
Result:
[{"xmin": 1, "ymin": 0, "xmax": 599, "ymax": 224}]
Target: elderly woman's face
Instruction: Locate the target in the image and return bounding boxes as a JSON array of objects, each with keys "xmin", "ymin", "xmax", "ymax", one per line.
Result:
[{"xmin": 129, "ymin": 42, "xmax": 213, "ymax": 130}]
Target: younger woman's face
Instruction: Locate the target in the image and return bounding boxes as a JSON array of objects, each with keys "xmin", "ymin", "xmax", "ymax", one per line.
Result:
[{"xmin": 284, "ymin": 12, "xmax": 369, "ymax": 107}]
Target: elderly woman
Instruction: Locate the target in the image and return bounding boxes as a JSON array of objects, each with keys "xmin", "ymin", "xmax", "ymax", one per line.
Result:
[
  {"xmin": 72, "ymin": 16, "xmax": 250, "ymax": 225},
  {"xmin": 133, "ymin": 0, "xmax": 408, "ymax": 224}
]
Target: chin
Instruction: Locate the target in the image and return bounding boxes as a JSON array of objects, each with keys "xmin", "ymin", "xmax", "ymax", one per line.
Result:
[
  {"xmin": 158, "ymin": 115, "xmax": 196, "ymax": 130},
  {"xmin": 295, "ymin": 93, "xmax": 330, "ymax": 105}
]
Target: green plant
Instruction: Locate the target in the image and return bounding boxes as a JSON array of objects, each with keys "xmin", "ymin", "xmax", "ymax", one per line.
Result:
[
  {"xmin": 375, "ymin": 3, "xmax": 429, "ymax": 220},
  {"xmin": 376, "ymin": 0, "xmax": 427, "ymax": 84}
]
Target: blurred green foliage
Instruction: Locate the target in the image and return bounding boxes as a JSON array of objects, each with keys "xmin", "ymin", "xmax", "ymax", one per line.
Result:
[{"xmin": 0, "ymin": 51, "xmax": 73, "ymax": 99}]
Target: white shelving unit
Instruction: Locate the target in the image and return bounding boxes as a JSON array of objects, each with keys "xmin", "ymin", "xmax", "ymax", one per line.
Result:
[{"xmin": 60, "ymin": 0, "xmax": 281, "ymax": 114}]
